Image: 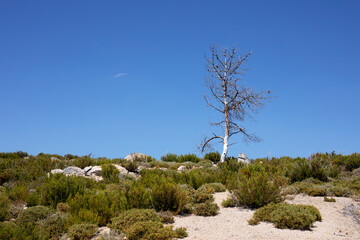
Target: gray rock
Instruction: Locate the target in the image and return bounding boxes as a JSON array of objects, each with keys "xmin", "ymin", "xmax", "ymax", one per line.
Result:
[
  {"xmin": 63, "ymin": 166, "xmax": 85, "ymax": 176},
  {"xmin": 83, "ymin": 166, "xmax": 93, "ymax": 175},
  {"xmin": 124, "ymin": 153, "xmax": 149, "ymax": 162},
  {"xmin": 87, "ymin": 166, "xmax": 102, "ymax": 177},
  {"xmin": 177, "ymin": 165, "xmax": 187, "ymax": 171},
  {"xmin": 51, "ymin": 157, "xmax": 60, "ymax": 161},
  {"xmin": 136, "ymin": 165, "xmax": 147, "ymax": 173},
  {"xmin": 51, "ymin": 169, "xmax": 64, "ymax": 175},
  {"xmin": 238, "ymin": 153, "xmax": 250, "ymax": 164},
  {"xmin": 113, "ymin": 164, "xmax": 128, "ymax": 175}
]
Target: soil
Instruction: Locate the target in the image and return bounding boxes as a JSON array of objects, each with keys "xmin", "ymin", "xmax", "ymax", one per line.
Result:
[{"xmin": 172, "ymin": 192, "xmax": 360, "ymax": 240}]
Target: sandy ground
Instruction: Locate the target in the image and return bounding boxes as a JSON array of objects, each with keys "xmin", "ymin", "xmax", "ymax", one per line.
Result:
[{"xmin": 173, "ymin": 192, "xmax": 360, "ymax": 240}]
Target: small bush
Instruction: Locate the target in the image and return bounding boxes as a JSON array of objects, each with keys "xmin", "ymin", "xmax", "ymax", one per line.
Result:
[
  {"xmin": 109, "ymin": 209, "xmax": 160, "ymax": 233},
  {"xmin": 249, "ymin": 203, "xmax": 322, "ymax": 230},
  {"xmin": 344, "ymin": 153, "xmax": 360, "ymax": 172},
  {"xmin": 157, "ymin": 211, "xmax": 174, "ymax": 224},
  {"xmin": 15, "ymin": 205, "xmax": 52, "ymax": 239},
  {"xmin": 0, "ymin": 221, "xmax": 15, "ymax": 240},
  {"xmin": 73, "ymin": 155, "xmax": 93, "ymax": 169},
  {"xmin": 57, "ymin": 202, "xmax": 70, "ymax": 214},
  {"xmin": 7, "ymin": 201, "xmax": 26, "ymax": 219},
  {"xmin": 191, "ymin": 191, "xmax": 214, "ymax": 204},
  {"xmin": 109, "ymin": 209, "xmax": 180, "ymax": 240},
  {"xmin": 329, "ymin": 185, "xmax": 353, "ymax": 197},
  {"xmin": 0, "ymin": 193, "xmax": 10, "ymax": 221},
  {"xmin": 193, "ymin": 201, "xmax": 219, "ymax": 216},
  {"xmin": 125, "ymin": 221, "xmax": 175, "ymax": 240},
  {"xmin": 232, "ymin": 165, "xmax": 283, "ymax": 208},
  {"xmin": 161, "ymin": 153, "xmax": 178, "ymax": 162},
  {"xmin": 122, "ymin": 161, "xmax": 138, "ymax": 172},
  {"xmin": 151, "ymin": 178, "xmax": 187, "ymax": 214},
  {"xmin": 101, "ymin": 164, "xmax": 120, "ymax": 182},
  {"xmin": 68, "ymin": 223, "xmax": 98, "ymax": 240},
  {"xmin": 198, "ymin": 183, "xmax": 226, "ymax": 193},
  {"xmin": 34, "ymin": 213, "xmax": 66, "ymax": 240},
  {"xmin": 221, "ymin": 197, "xmax": 236, "ymax": 208},
  {"xmin": 178, "ymin": 154, "xmax": 201, "ymax": 163},
  {"xmin": 174, "ymin": 227, "xmax": 188, "ymax": 238},
  {"xmin": 203, "ymin": 152, "xmax": 221, "ymax": 164},
  {"xmin": 324, "ymin": 196, "xmax": 336, "ymax": 202}
]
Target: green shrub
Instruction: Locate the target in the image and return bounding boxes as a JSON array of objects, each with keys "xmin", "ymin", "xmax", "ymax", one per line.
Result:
[
  {"xmin": 9, "ymin": 184, "xmax": 30, "ymax": 202},
  {"xmin": 221, "ymin": 197, "xmax": 236, "ymax": 208},
  {"xmin": 0, "ymin": 221, "xmax": 15, "ymax": 240},
  {"xmin": 191, "ymin": 191, "xmax": 214, "ymax": 204},
  {"xmin": 73, "ymin": 155, "xmax": 93, "ymax": 169},
  {"xmin": 193, "ymin": 201, "xmax": 219, "ymax": 216},
  {"xmin": 15, "ymin": 205, "xmax": 52, "ymax": 239},
  {"xmin": 125, "ymin": 221, "xmax": 175, "ymax": 240},
  {"xmin": 249, "ymin": 203, "xmax": 322, "ymax": 230},
  {"xmin": 157, "ymin": 211, "xmax": 174, "ymax": 224},
  {"xmin": 122, "ymin": 161, "xmax": 138, "ymax": 172},
  {"xmin": 161, "ymin": 153, "xmax": 178, "ymax": 162},
  {"xmin": 101, "ymin": 164, "xmax": 120, "ymax": 182},
  {"xmin": 109, "ymin": 209, "xmax": 160, "ymax": 233},
  {"xmin": 126, "ymin": 182, "xmax": 152, "ymax": 209},
  {"xmin": 178, "ymin": 154, "xmax": 201, "ymax": 163},
  {"xmin": 34, "ymin": 213, "xmax": 66, "ymax": 240},
  {"xmin": 329, "ymin": 185, "xmax": 353, "ymax": 197},
  {"xmin": 203, "ymin": 152, "xmax": 221, "ymax": 164},
  {"xmin": 232, "ymin": 165, "xmax": 283, "ymax": 208},
  {"xmin": 198, "ymin": 183, "xmax": 226, "ymax": 193},
  {"xmin": 174, "ymin": 227, "xmax": 188, "ymax": 238},
  {"xmin": 324, "ymin": 196, "xmax": 336, "ymax": 202},
  {"xmin": 68, "ymin": 223, "xmax": 98, "ymax": 240},
  {"xmin": 39, "ymin": 174, "xmax": 96, "ymax": 208},
  {"xmin": 0, "ymin": 193, "xmax": 10, "ymax": 221},
  {"xmin": 196, "ymin": 160, "xmax": 213, "ymax": 168},
  {"xmin": 306, "ymin": 186, "xmax": 327, "ymax": 196},
  {"xmin": 151, "ymin": 178, "xmax": 187, "ymax": 214},
  {"xmin": 57, "ymin": 202, "xmax": 70, "ymax": 214},
  {"xmin": 7, "ymin": 201, "xmax": 26, "ymax": 219},
  {"xmin": 344, "ymin": 154, "xmax": 360, "ymax": 171}
]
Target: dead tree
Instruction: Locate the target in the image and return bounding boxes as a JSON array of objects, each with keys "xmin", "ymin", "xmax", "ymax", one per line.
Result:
[{"xmin": 200, "ymin": 44, "xmax": 271, "ymax": 162}]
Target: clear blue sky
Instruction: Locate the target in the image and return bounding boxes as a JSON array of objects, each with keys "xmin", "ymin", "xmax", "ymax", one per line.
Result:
[{"xmin": 1, "ymin": 0, "xmax": 359, "ymax": 160}]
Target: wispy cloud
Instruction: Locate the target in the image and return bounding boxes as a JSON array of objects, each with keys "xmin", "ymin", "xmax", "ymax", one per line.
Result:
[{"xmin": 114, "ymin": 73, "xmax": 128, "ymax": 78}]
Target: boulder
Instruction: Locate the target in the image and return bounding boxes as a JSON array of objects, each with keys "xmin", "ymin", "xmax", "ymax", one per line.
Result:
[
  {"xmin": 124, "ymin": 153, "xmax": 149, "ymax": 162},
  {"xmin": 63, "ymin": 166, "xmax": 85, "ymax": 176},
  {"xmin": 87, "ymin": 166, "xmax": 102, "ymax": 177},
  {"xmin": 136, "ymin": 165, "xmax": 147, "ymax": 173},
  {"xmin": 51, "ymin": 157, "xmax": 60, "ymax": 161},
  {"xmin": 177, "ymin": 165, "xmax": 187, "ymax": 171},
  {"xmin": 50, "ymin": 169, "xmax": 64, "ymax": 175},
  {"xmin": 113, "ymin": 164, "xmax": 128, "ymax": 175},
  {"xmin": 83, "ymin": 166, "xmax": 93, "ymax": 175},
  {"xmin": 238, "ymin": 153, "xmax": 250, "ymax": 164}
]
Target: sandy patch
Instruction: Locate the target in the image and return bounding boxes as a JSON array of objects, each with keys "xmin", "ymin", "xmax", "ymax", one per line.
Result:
[{"xmin": 173, "ymin": 192, "xmax": 360, "ymax": 240}]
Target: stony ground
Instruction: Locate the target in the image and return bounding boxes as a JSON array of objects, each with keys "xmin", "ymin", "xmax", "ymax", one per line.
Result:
[{"xmin": 173, "ymin": 192, "xmax": 360, "ymax": 240}]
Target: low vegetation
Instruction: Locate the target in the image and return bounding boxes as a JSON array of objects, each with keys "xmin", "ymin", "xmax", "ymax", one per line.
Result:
[
  {"xmin": 0, "ymin": 151, "xmax": 359, "ymax": 238},
  {"xmin": 249, "ymin": 203, "xmax": 322, "ymax": 230}
]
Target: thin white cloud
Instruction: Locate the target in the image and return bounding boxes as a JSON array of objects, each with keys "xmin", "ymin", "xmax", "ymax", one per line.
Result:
[{"xmin": 114, "ymin": 73, "xmax": 128, "ymax": 78}]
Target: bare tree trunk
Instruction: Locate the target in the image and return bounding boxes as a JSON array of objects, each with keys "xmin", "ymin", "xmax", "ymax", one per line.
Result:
[{"xmin": 200, "ymin": 44, "xmax": 271, "ymax": 161}]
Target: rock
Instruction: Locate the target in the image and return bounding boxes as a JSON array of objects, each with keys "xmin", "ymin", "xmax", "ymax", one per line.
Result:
[
  {"xmin": 136, "ymin": 165, "xmax": 147, "ymax": 173},
  {"xmin": 113, "ymin": 164, "xmax": 128, "ymax": 175},
  {"xmin": 83, "ymin": 166, "xmax": 93, "ymax": 175},
  {"xmin": 51, "ymin": 157, "xmax": 60, "ymax": 161},
  {"xmin": 87, "ymin": 166, "xmax": 102, "ymax": 177},
  {"xmin": 63, "ymin": 166, "xmax": 85, "ymax": 176},
  {"xmin": 177, "ymin": 165, "xmax": 187, "ymax": 171},
  {"xmin": 51, "ymin": 169, "xmax": 64, "ymax": 175},
  {"xmin": 124, "ymin": 153, "xmax": 150, "ymax": 162},
  {"xmin": 127, "ymin": 172, "xmax": 138, "ymax": 179},
  {"xmin": 238, "ymin": 153, "xmax": 250, "ymax": 164}
]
